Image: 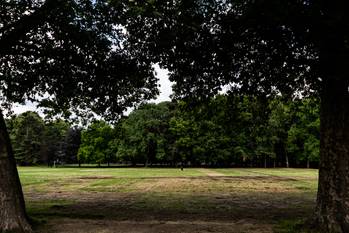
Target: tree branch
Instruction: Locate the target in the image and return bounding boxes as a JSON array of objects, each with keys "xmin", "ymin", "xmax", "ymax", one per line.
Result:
[{"xmin": 0, "ymin": 0, "xmax": 65, "ymax": 55}]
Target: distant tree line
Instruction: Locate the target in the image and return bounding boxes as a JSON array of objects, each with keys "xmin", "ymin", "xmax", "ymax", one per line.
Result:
[
  {"xmin": 6, "ymin": 95, "xmax": 319, "ymax": 168},
  {"xmin": 6, "ymin": 112, "xmax": 81, "ymax": 166},
  {"xmin": 114, "ymin": 96, "xmax": 320, "ymax": 168}
]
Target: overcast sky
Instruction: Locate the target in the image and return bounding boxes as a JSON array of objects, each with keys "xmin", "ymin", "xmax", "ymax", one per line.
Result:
[
  {"xmin": 12, "ymin": 65, "xmax": 173, "ymax": 115},
  {"xmin": 151, "ymin": 64, "xmax": 172, "ymax": 104}
]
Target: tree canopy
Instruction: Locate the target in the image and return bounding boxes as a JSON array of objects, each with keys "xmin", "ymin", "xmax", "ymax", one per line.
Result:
[
  {"xmin": 123, "ymin": 0, "xmax": 322, "ymax": 100},
  {"xmin": 1, "ymin": 0, "xmax": 159, "ymax": 119},
  {"xmin": 78, "ymin": 120, "xmax": 115, "ymax": 166}
]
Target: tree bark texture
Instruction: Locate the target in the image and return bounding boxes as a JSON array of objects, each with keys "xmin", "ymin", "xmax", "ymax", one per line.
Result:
[
  {"xmin": 314, "ymin": 77, "xmax": 349, "ymax": 232},
  {"xmin": 314, "ymin": 19, "xmax": 349, "ymax": 230},
  {"xmin": 0, "ymin": 111, "xmax": 32, "ymax": 233}
]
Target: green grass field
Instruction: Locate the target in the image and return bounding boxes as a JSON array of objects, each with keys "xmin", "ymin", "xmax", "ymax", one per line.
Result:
[{"xmin": 18, "ymin": 167, "xmax": 319, "ymax": 233}]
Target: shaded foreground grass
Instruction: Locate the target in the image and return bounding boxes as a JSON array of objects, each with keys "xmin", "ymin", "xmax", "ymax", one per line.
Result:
[{"xmin": 18, "ymin": 167, "xmax": 318, "ymax": 233}]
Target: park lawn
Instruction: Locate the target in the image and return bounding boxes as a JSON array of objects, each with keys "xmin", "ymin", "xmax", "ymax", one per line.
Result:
[
  {"xmin": 216, "ymin": 168, "xmax": 318, "ymax": 178},
  {"xmin": 17, "ymin": 167, "xmax": 319, "ymax": 233}
]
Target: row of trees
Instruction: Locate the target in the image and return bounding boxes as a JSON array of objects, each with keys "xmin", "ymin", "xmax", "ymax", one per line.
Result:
[
  {"xmin": 6, "ymin": 112, "xmax": 81, "ymax": 166},
  {"xmin": 113, "ymin": 96, "xmax": 319, "ymax": 168},
  {"xmin": 10, "ymin": 96, "xmax": 319, "ymax": 168}
]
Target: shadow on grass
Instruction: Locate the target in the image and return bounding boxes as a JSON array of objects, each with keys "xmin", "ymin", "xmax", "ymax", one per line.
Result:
[
  {"xmin": 274, "ymin": 219, "xmax": 323, "ymax": 233},
  {"xmin": 26, "ymin": 191, "xmax": 315, "ymax": 224}
]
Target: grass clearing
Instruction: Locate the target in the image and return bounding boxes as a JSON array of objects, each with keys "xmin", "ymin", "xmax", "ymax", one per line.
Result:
[{"xmin": 18, "ymin": 167, "xmax": 318, "ymax": 233}]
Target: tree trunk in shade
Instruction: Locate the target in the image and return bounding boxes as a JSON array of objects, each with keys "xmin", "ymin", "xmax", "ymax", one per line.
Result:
[
  {"xmin": 314, "ymin": 77, "xmax": 349, "ymax": 232},
  {"xmin": 0, "ymin": 111, "xmax": 32, "ymax": 233},
  {"xmin": 313, "ymin": 18, "xmax": 349, "ymax": 230}
]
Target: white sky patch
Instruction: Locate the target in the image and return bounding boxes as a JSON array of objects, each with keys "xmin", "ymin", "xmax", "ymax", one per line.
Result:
[
  {"xmin": 151, "ymin": 64, "xmax": 172, "ymax": 103},
  {"xmin": 220, "ymin": 84, "xmax": 230, "ymax": 94},
  {"xmin": 12, "ymin": 101, "xmax": 42, "ymax": 116}
]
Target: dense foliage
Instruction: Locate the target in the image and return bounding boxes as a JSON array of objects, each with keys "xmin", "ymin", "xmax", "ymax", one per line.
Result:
[
  {"xmin": 6, "ymin": 112, "xmax": 81, "ymax": 166},
  {"xmin": 122, "ymin": 0, "xmax": 321, "ymax": 100},
  {"xmin": 1, "ymin": 0, "xmax": 159, "ymax": 120},
  {"xmin": 8, "ymin": 96, "xmax": 319, "ymax": 168},
  {"xmin": 78, "ymin": 120, "xmax": 115, "ymax": 166}
]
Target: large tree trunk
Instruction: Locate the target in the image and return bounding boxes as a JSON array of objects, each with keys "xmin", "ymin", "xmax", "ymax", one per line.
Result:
[
  {"xmin": 313, "ymin": 13, "xmax": 349, "ymax": 229},
  {"xmin": 0, "ymin": 111, "xmax": 32, "ymax": 233},
  {"xmin": 314, "ymin": 77, "xmax": 349, "ymax": 232}
]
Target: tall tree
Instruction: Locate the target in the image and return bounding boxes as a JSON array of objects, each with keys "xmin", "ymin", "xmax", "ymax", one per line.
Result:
[
  {"xmin": 78, "ymin": 120, "xmax": 115, "ymax": 166},
  {"xmin": 0, "ymin": 0, "xmax": 158, "ymax": 232},
  {"xmin": 268, "ymin": 100, "xmax": 293, "ymax": 168},
  {"xmin": 287, "ymin": 98, "xmax": 320, "ymax": 168},
  {"xmin": 123, "ymin": 0, "xmax": 349, "ymax": 231},
  {"xmin": 43, "ymin": 119, "xmax": 70, "ymax": 166},
  {"xmin": 8, "ymin": 111, "xmax": 45, "ymax": 165},
  {"xmin": 62, "ymin": 126, "xmax": 82, "ymax": 164},
  {"xmin": 117, "ymin": 102, "xmax": 174, "ymax": 166}
]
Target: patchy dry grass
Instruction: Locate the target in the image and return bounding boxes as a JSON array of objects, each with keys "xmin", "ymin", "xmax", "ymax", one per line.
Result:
[{"xmin": 18, "ymin": 167, "xmax": 318, "ymax": 233}]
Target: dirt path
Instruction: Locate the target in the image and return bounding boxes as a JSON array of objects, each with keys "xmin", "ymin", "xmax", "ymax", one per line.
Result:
[{"xmin": 198, "ymin": 168, "xmax": 227, "ymax": 177}]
